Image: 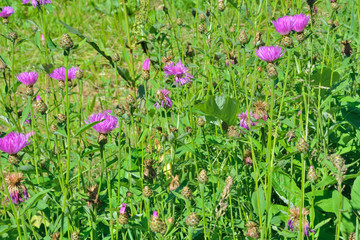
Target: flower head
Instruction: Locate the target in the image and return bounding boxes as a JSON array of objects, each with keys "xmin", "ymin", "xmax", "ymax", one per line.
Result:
[
  {"xmin": 255, "ymin": 45, "xmax": 285, "ymax": 63},
  {"xmin": 143, "ymin": 59, "xmax": 150, "ymax": 70},
  {"xmin": 5, "ymin": 172, "xmax": 28, "ymax": 204},
  {"xmin": 238, "ymin": 111, "xmax": 256, "ymax": 131},
  {"xmin": 120, "ymin": 203, "xmax": 127, "ymax": 214},
  {"xmin": 153, "ymin": 211, "xmax": 159, "ymax": 218},
  {"xmin": 286, "ymin": 207, "xmax": 315, "ymax": 236},
  {"xmin": 0, "ymin": 132, "xmax": 31, "ymax": 155},
  {"xmin": 154, "ymin": 88, "xmax": 172, "ymax": 109},
  {"xmin": 86, "ymin": 111, "xmax": 118, "ymax": 134},
  {"xmin": 292, "ymin": 14, "xmax": 310, "ymax": 32},
  {"xmin": 272, "ymin": 16, "xmax": 294, "ymax": 35},
  {"xmin": 49, "ymin": 67, "xmax": 81, "ymax": 81},
  {"xmin": 22, "ymin": 0, "xmax": 52, "ymax": 8},
  {"xmin": 163, "ymin": 60, "xmax": 193, "ymax": 86},
  {"xmin": 17, "ymin": 72, "xmax": 38, "ymax": 86},
  {"xmin": 0, "ymin": 6, "xmax": 15, "ymax": 18}
]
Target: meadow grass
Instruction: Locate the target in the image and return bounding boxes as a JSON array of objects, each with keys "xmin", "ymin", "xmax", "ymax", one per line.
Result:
[{"xmin": 0, "ymin": 0, "xmax": 360, "ymax": 239}]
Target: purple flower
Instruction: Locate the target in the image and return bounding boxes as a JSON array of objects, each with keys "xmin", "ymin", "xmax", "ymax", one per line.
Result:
[
  {"xmin": 292, "ymin": 14, "xmax": 310, "ymax": 32},
  {"xmin": 0, "ymin": 132, "xmax": 31, "ymax": 155},
  {"xmin": 239, "ymin": 111, "xmax": 256, "ymax": 131},
  {"xmin": 163, "ymin": 60, "xmax": 193, "ymax": 86},
  {"xmin": 41, "ymin": 34, "xmax": 45, "ymax": 41},
  {"xmin": 143, "ymin": 59, "xmax": 150, "ymax": 70},
  {"xmin": 86, "ymin": 111, "xmax": 118, "ymax": 134},
  {"xmin": 0, "ymin": 6, "xmax": 15, "ymax": 18},
  {"xmin": 272, "ymin": 16, "xmax": 294, "ymax": 35},
  {"xmin": 22, "ymin": 0, "xmax": 52, "ymax": 8},
  {"xmin": 25, "ymin": 113, "xmax": 32, "ymax": 124},
  {"xmin": 49, "ymin": 67, "xmax": 81, "ymax": 81},
  {"xmin": 255, "ymin": 45, "xmax": 285, "ymax": 63},
  {"xmin": 154, "ymin": 88, "xmax": 173, "ymax": 109},
  {"xmin": 36, "ymin": 95, "xmax": 42, "ymax": 101},
  {"xmin": 286, "ymin": 207, "xmax": 315, "ymax": 236},
  {"xmin": 17, "ymin": 72, "xmax": 38, "ymax": 86},
  {"xmin": 5, "ymin": 173, "xmax": 29, "ymax": 204},
  {"xmin": 120, "ymin": 203, "xmax": 127, "ymax": 214},
  {"xmin": 153, "ymin": 211, "xmax": 159, "ymax": 218}
]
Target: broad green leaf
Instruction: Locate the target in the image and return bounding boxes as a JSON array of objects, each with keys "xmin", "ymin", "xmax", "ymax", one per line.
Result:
[
  {"xmin": 251, "ymin": 186, "xmax": 266, "ymax": 217},
  {"xmin": 194, "ymin": 95, "xmax": 241, "ymax": 125},
  {"xmin": 332, "ymin": 190, "xmax": 355, "ymax": 236},
  {"xmin": 310, "ymin": 67, "xmax": 340, "ymax": 98},
  {"xmin": 21, "ymin": 100, "xmax": 32, "ymax": 125},
  {"xmin": 351, "ymin": 176, "xmax": 360, "ymax": 210},
  {"xmin": 21, "ymin": 189, "xmax": 52, "ymax": 215},
  {"xmin": 272, "ymin": 170, "xmax": 301, "ymax": 206}
]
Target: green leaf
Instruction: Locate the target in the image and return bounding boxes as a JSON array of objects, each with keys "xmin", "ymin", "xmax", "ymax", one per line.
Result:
[
  {"xmin": 194, "ymin": 95, "xmax": 240, "ymax": 125},
  {"xmin": 272, "ymin": 170, "xmax": 301, "ymax": 206},
  {"xmin": 251, "ymin": 185, "xmax": 266, "ymax": 217},
  {"xmin": 310, "ymin": 67, "xmax": 340, "ymax": 98},
  {"xmin": 21, "ymin": 189, "xmax": 52, "ymax": 215},
  {"xmin": 74, "ymin": 120, "xmax": 103, "ymax": 137},
  {"xmin": 332, "ymin": 190, "xmax": 355, "ymax": 236},
  {"xmin": 341, "ymin": 106, "xmax": 360, "ymax": 129},
  {"xmin": 351, "ymin": 176, "xmax": 360, "ymax": 210},
  {"xmin": 21, "ymin": 101, "xmax": 32, "ymax": 125}
]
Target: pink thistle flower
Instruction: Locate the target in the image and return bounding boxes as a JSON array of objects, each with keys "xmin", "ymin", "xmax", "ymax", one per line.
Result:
[
  {"xmin": 17, "ymin": 72, "xmax": 38, "ymax": 86},
  {"xmin": 238, "ymin": 111, "xmax": 256, "ymax": 131},
  {"xmin": 292, "ymin": 14, "xmax": 310, "ymax": 32},
  {"xmin": 272, "ymin": 16, "xmax": 294, "ymax": 35},
  {"xmin": 36, "ymin": 95, "xmax": 42, "ymax": 101},
  {"xmin": 5, "ymin": 172, "xmax": 29, "ymax": 204},
  {"xmin": 153, "ymin": 211, "xmax": 159, "ymax": 218},
  {"xmin": 143, "ymin": 59, "xmax": 150, "ymax": 70},
  {"xmin": 163, "ymin": 60, "xmax": 193, "ymax": 86},
  {"xmin": 0, "ymin": 132, "xmax": 31, "ymax": 155},
  {"xmin": 49, "ymin": 67, "xmax": 81, "ymax": 81},
  {"xmin": 120, "ymin": 203, "xmax": 127, "ymax": 214},
  {"xmin": 255, "ymin": 45, "xmax": 285, "ymax": 63},
  {"xmin": 86, "ymin": 111, "xmax": 118, "ymax": 134},
  {"xmin": 41, "ymin": 34, "xmax": 45, "ymax": 42},
  {"xmin": 22, "ymin": 0, "xmax": 52, "ymax": 8},
  {"xmin": 154, "ymin": 88, "xmax": 172, "ymax": 109},
  {"xmin": 0, "ymin": 6, "xmax": 15, "ymax": 18}
]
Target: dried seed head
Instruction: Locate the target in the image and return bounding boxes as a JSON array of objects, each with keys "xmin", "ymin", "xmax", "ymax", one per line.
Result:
[
  {"xmin": 176, "ymin": 18, "xmax": 183, "ymax": 26},
  {"xmin": 296, "ymin": 138, "xmax": 309, "ymax": 152},
  {"xmin": 185, "ymin": 126, "xmax": 193, "ymax": 134},
  {"xmin": 181, "ymin": 186, "xmax": 193, "ymax": 199},
  {"xmin": 186, "ymin": 212, "xmax": 200, "ymax": 227},
  {"xmin": 238, "ymin": 30, "xmax": 249, "ymax": 45},
  {"xmin": 51, "ymin": 232, "xmax": 61, "ymax": 240},
  {"xmin": 197, "ymin": 169, "xmax": 209, "ymax": 184},
  {"xmin": 218, "ymin": 0, "xmax": 226, "ymax": 12},
  {"xmin": 59, "ymin": 33, "xmax": 74, "ymax": 50},
  {"xmin": 169, "ymin": 175, "xmax": 180, "ymax": 191},
  {"xmin": 112, "ymin": 52, "xmax": 120, "ymax": 62},
  {"xmin": 57, "ymin": 113, "xmax": 67, "ymax": 124},
  {"xmin": 266, "ymin": 63, "xmax": 278, "ymax": 79},
  {"xmin": 340, "ymin": 40, "xmax": 352, "ymax": 57},
  {"xmin": 227, "ymin": 126, "xmax": 239, "ymax": 138},
  {"xmin": 282, "ymin": 35, "xmax": 294, "ymax": 48},
  {"xmin": 142, "ymin": 186, "xmax": 153, "ymax": 198},
  {"xmin": 197, "ymin": 117, "xmax": 205, "ymax": 127},
  {"xmin": 167, "ymin": 217, "xmax": 175, "ymax": 225},
  {"xmin": 307, "ymin": 166, "xmax": 318, "ymax": 183},
  {"xmin": 246, "ymin": 221, "xmax": 260, "ymax": 239},
  {"xmin": 8, "ymin": 31, "xmax": 18, "ymax": 41},
  {"xmin": 71, "ymin": 231, "xmax": 81, "ymax": 240}
]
